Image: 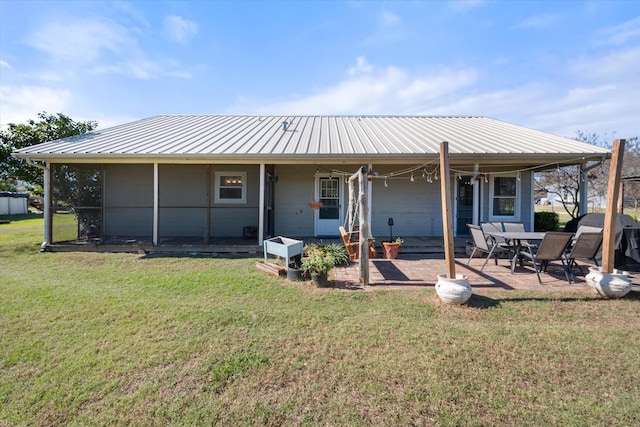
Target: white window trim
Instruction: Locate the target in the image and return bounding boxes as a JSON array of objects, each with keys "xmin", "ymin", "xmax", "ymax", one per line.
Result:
[
  {"xmin": 489, "ymin": 174, "xmax": 520, "ymax": 221},
  {"xmin": 214, "ymin": 171, "xmax": 247, "ymax": 204}
]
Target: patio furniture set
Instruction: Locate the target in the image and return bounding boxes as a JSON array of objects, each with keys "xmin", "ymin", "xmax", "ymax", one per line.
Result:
[{"xmin": 467, "ymin": 222, "xmax": 603, "ymax": 284}]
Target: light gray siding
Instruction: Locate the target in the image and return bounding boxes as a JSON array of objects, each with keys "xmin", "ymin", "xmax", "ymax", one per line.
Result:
[
  {"xmin": 273, "ymin": 164, "xmax": 446, "ymax": 238},
  {"xmin": 273, "ymin": 164, "xmax": 317, "ymax": 237},
  {"xmin": 370, "ymin": 165, "xmax": 444, "ymax": 238},
  {"xmin": 209, "ymin": 165, "xmax": 260, "ymax": 238}
]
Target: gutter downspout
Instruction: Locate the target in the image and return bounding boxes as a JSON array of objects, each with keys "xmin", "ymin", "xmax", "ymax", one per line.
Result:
[
  {"xmin": 579, "ymin": 157, "xmax": 606, "ymax": 216},
  {"xmin": 24, "ymin": 157, "xmax": 51, "ymax": 251}
]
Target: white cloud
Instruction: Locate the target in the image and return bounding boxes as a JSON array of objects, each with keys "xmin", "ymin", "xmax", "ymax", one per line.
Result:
[
  {"xmin": 23, "ymin": 16, "xmax": 194, "ymax": 80},
  {"xmin": 0, "ymin": 60, "xmax": 11, "ymax": 69},
  {"xmin": 240, "ymin": 46, "xmax": 639, "ymax": 140},
  {"xmin": 25, "ymin": 18, "xmax": 134, "ymax": 64},
  {"xmin": 247, "ymin": 59, "xmax": 477, "ymax": 116},
  {"xmin": 571, "ymin": 46, "xmax": 640, "ymax": 80},
  {"xmin": 163, "ymin": 15, "xmax": 198, "ymax": 43},
  {"xmin": 0, "ymin": 85, "xmax": 71, "ymax": 127},
  {"xmin": 598, "ymin": 16, "xmax": 640, "ymax": 45},
  {"xmin": 349, "ymin": 57, "xmax": 373, "ymax": 76},
  {"xmin": 380, "ymin": 11, "xmax": 401, "ymax": 27},
  {"xmin": 362, "ymin": 9, "xmax": 409, "ymax": 46}
]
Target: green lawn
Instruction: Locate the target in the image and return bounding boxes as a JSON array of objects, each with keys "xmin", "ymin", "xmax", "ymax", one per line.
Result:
[{"xmin": 1, "ymin": 218, "xmax": 639, "ymax": 426}]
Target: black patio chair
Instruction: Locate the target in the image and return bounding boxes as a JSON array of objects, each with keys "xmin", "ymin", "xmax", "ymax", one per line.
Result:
[
  {"xmin": 566, "ymin": 232, "xmax": 603, "ymax": 279},
  {"xmin": 467, "ymin": 224, "xmax": 510, "ymax": 271},
  {"xmin": 517, "ymin": 232, "xmax": 574, "ymax": 283}
]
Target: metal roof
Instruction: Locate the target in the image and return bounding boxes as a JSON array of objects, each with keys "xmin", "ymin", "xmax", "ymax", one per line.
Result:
[{"xmin": 13, "ymin": 115, "xmax": 610, "ymax": 166}]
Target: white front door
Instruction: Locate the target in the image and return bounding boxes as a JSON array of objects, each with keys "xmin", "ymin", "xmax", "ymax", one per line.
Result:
[{"xmin": 315, "ymin": 175, "xmax": 342, "ymax": 236}]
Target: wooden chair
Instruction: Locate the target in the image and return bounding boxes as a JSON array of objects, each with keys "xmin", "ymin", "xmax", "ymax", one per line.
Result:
[{"xmin": 339, "ymin": 226, "xmax": 376, "ymax": 260}]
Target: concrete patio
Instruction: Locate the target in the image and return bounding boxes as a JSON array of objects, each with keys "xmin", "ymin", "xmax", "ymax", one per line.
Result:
[{"xmin": 332, "ymin": 254, "xmax": 640, "ymax": 292}]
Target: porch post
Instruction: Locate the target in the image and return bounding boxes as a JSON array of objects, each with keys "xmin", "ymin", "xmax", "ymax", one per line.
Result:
[
  {"xmin": 602, "ymin": 139, "xmax": 625, "ymax": 273},
  {"xmin": 579, "ymin": 163, "xmax": 588, "ymax": 216},
  {"xmin": 153, "ymin": 163, "xmax": 159, "ymax": 245},
  {"xmin": 258, "ymin": 163, "xmax": 265, "ymax": 246},
  {"xmin": 42, "ymin": 161, "xmax": 52, "ymax": 249},
  {"xmin": 357, "ymin": 166, "xmax": 369, "ymax": 286},
  {"xmin": 367, "ymin": 163, "xmax": 373, "ymax": 230}
]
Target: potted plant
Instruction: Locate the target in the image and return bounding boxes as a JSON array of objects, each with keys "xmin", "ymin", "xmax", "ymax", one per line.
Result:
[
  {"xmin": 287, "ymin": 255, "xmax": 302, "ymax": 281},
  {"xmin": 381, "ymin": 237, "xmax": 403, "ymax": 259},
  {"xmin": 301, "ymin": 252, "xmax": 334, "ymax": 287}
]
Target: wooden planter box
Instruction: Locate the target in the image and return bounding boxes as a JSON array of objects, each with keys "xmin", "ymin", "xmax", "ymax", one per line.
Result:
[{"xmin": 255, "ymin": 261, "xmax": 286, "ymax": 277}]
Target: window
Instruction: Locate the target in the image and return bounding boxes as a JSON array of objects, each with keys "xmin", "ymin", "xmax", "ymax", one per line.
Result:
[
  {"xmin": 215, "ymin": 171, "xmax": 246, "ymax": 204},
  {"xmin": 490, "ymin": 175, "xmax": 518, "ymax": 220}
]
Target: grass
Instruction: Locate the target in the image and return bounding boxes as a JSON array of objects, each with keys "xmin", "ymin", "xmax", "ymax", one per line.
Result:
[{"xmin": 1, "ymin": 218, "xmax": 640, "ymax": 426}]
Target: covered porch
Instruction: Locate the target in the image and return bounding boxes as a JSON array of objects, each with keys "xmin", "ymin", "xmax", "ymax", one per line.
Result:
[
  {"xmin": 333, "ymin": 254, "xmax": 640, "ymax": 291},
  {"xmin": 44, "ymin": 235, "xmax": 470, "ymax": 255}
]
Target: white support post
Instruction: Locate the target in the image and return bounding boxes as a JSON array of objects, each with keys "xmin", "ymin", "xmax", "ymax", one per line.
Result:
[
  {"xmin": 367, "ymin": 163, "xmax": 373, "ymax": 233},
  {"xmin": 42, "ymin": 162, "xmax": 52, "ymax": 249},
  {"xmin": 153, "ymin": 163, "xmax": 159, "ymax": 245},
  {"xmin": 258, "ymin": 163, "xmax": 265, "ymax": 246}
]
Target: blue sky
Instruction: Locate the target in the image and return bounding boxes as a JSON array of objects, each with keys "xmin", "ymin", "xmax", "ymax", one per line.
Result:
[{"xmin": 1, "ymin": 0, "xmax": 639, "ymax": 140}]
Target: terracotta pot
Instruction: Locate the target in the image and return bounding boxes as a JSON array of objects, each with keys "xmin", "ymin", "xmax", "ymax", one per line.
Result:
[
  {"xmin": 435, "ymin": 274, "xmax": 472, "ymax": 305},
  {"xmin": 382, "ymin": 242, "xmax": 401, "ymax": 259},
  {"xmin": 585, "ymin": 266, "xmax": 631, "ymax": 299},
  {"xmin": 308, "ymin": 202, "xmax": 323, "ymax": 209}
]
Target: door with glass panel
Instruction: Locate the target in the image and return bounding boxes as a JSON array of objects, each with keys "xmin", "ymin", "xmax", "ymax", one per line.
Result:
[
  {"xmin": 456, "ymin": 176, "xmax": 474, "ymax": 236},
  {"xmin": 315, "ymin": 175, "xmax": 342, "ymax": 236}
]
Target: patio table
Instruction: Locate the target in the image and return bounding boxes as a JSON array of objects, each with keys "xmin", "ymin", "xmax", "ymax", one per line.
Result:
[{"xmin": 485, "ymin": 231, "xmax": 547, "ymax": 274}]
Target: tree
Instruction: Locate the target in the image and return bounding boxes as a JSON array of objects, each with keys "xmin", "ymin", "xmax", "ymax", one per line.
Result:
[
  {"xmin": 0, "ymin": 112, "xmax": 98, "ymax": 192},
  {"xmin": 620, "ymin": 136, "xmax": 640, "ymax": 213},
  {"xmin": 535, "ymin": 131, "xmax": 640, "ymax": 219}
]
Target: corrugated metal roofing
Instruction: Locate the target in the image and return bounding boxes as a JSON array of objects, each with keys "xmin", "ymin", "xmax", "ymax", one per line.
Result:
[{"xmin": 13, "ymin": 115, "xmax": 610, "ymax": 163}]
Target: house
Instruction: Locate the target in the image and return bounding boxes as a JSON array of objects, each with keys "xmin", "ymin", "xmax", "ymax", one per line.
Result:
[{"xmin": 11, "ymin": 115, "xmax": 611, "ymax": 251}]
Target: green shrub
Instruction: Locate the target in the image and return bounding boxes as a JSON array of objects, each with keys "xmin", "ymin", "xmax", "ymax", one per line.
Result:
[
  {"xmin": 300, "ymin": 242, "xmax": 350, "ymax": 276},
  {"xmin": 321, "ymin": 243, "xmax": 350, "ymax": 266},
  {"xmin": 534, "ymin": 211, "xmax": 560, "ymax": 231}
]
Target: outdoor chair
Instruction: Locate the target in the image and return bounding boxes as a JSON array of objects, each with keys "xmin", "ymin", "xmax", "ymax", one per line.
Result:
[
  {"xmin": 467, "ymin": 224, "xmax": 510, "ymax": 271},
  {"xmin": 566, "ymin": 232, "xmax": 603, "ymax": 279},
  {"xmin": 339, "ymin": 226, "xmax": 376, "ymax": 261},
  {"xmin": 517, "ymin": 232, "xmax": 574, "ymax": 283},
  {"xmin": 480, "ymin": 222, "xmax": 511, "ymax": 250},
  {"xmin": 574, "ymin": 225, "xmax": 603, "ymax": 241},
  {"xmin": 503, "ymin": 222, "xmax": 538, "ymax": 249}
]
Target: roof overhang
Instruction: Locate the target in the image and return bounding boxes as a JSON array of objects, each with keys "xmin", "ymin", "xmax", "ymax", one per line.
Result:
[{"xmin": 12, "ymin": 152, "xmax": 610, "ymax": 173}]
